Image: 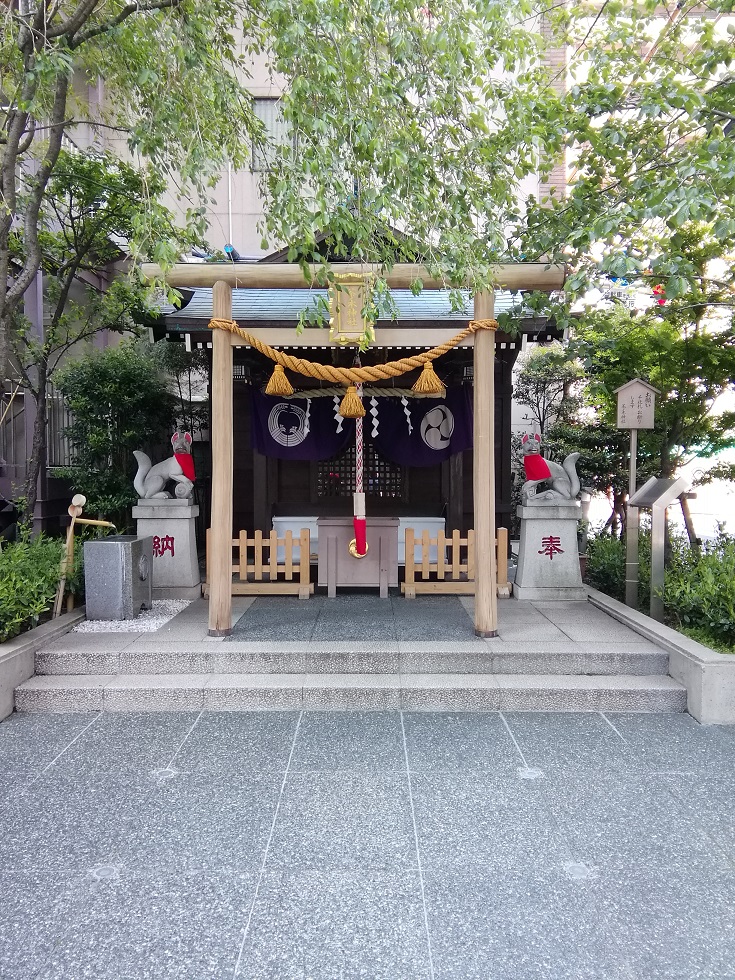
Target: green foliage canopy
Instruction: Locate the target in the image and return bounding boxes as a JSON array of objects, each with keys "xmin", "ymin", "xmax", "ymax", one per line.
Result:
[
  {"xmin": 2, "ymin": 0, "xmax": 569, "ymax": 382},
  {"xmin": 519, "ymin": 1, "xmax": 735, "ymax": 323},
  {"xmin": 570, "ymin": 300, "xmax": 735, "ymax": 480},
  {"xmin": 8, "ymin": 150, "xmax": 184, "ymax": 519}
]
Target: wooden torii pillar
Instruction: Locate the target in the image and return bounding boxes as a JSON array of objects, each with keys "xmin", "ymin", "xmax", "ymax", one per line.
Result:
[
  {"xmin": 208, "ymin": 280, "xmax": 234, "ymax": 635},
  {"xmin": 473, "ymin": 290, "xmax": 497, "ymax": 636},
  {"xmin": 141, "ymin": 262, "xmax": 565, "ymax": 637}
]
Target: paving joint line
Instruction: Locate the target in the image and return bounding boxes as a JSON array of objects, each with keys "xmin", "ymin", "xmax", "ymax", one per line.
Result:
[
  {"xmin": 400, "ymin": 710, "xmax": 436, "ymax": 980},
  {"xmin": 531, "ymin": 601, "xmax": 581, "ymax": 645},
  {"xmin": 232, "ymin": 710, "xmax": 303, "ymax": 979},
  {"xmin": 599, "ymin": 711, "xmax": 629, "ymax": 743},
  {"xmin": 26, "ymin": 712, "xmax": 103, "ymax": 788},
  {"xmin": 498, "ymin": 711, "xmax": 530, "ymax": 769},
  {"xmin": 166, "ymin": 709, "xmax": 204, "ymax": 769}
]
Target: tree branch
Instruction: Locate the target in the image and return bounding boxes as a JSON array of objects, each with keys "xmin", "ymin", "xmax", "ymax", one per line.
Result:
[
  {"xmin": 71, "ymin": 0, "xmax": 184, "ymax": 49},
  {"xmin": 45, "ymin": 0, "xmax": 102, "ymax": 41}
]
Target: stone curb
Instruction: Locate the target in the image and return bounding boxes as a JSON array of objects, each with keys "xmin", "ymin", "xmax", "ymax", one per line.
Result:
[
  {"xmin": 586, "ymin": 587, "xmax": 735, "ymax": 725},
  {"xmin": 0, "ymin": 607, "xmax": 86, "ymax": 722}
]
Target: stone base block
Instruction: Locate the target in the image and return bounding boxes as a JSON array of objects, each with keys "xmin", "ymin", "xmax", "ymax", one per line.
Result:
[
  {"xmin": 514, "ymin": 503, "xmax": 584, "ymax": 600},
  {"xmin": 133, "ymin": 498, "xmax": 200, "ymax": 592}
]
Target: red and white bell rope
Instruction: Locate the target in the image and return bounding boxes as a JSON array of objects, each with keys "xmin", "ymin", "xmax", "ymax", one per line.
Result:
[{"xmin": 353, "ymin": 382, "xmax": 367, "ymax": 556}]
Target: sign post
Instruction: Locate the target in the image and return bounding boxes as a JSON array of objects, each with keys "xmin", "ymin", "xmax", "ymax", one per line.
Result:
[
  {"xmin": 613, "ymin": 380, "xmax": 659, "ymax": 608},
  {"xmin": 629, "ymin": 476, "xmax": 690, "ymax": 621}
]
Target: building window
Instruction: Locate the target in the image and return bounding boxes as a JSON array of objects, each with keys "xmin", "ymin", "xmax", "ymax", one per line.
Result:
[
  {"xmin": 317, "ymin": 443, "xmax": 405, "ymax": 499},
  {"xmin": 251, "ymin": 97, "xmax": 292, "ymax": 172}
]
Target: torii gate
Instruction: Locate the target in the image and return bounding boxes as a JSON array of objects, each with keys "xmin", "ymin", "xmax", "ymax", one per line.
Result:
[{"xmin": 141, "ymin": 262, "xmax": 565, "ymax": 637}]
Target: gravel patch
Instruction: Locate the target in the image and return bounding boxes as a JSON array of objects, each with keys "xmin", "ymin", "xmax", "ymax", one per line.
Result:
[{"xmin": 73, "ymin": 600, "xmax": 192, "ymax": 633}]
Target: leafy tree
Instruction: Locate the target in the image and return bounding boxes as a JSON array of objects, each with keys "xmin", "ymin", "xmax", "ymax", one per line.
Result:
[
  {"xmin": 554, "ymin": 271, "xmax": 735, "ymax": 541},
  {"xmin": 517, "ymin": 2, "xmax": 735, "ymax": 325},
  {"xmin": 513, "ymin": 342, "xmax": 583, "ymax": 437},
  {"xmin": 1, "ymin": 0, "xmax": 258, "ymax": 387},
  {"xmin": 151, "ymin": 343, "xmax": 210, "ymax": 440},
  {"xmin": 573, "ymin": 301, "xmax": 735, "ymax": 481},
  {"xmin": 53, "ymin": 340, "xmax": 175, "ymax": 526},
  {"xmin": 2, "ymin": 0, "xmax": 580, "ymax": 381},
  {"xmin": 8, "ymin": 150, "xmax": 185, "ymax": 520}
]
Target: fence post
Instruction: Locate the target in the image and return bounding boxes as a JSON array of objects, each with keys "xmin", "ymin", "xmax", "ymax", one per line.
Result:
[
  {"xmin": 405, "ymin": 528, "xmax": 416, "ymax": 599},
  {"xmin": 496, "ymin": 527, "xmax": 510, "ymax": 597},
  {"xmin": 299, "ymin": 529, "xmax": 311, "ymax": 599}
]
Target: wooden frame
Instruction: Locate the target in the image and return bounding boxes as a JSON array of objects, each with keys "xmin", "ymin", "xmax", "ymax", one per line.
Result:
[
  {"xmin": 402, "ymin": 527, "xmax": 510, "ymax": 598},
  {"xmin": 205, "ymin": 528, "xmax": 314, "ymax": 598}
]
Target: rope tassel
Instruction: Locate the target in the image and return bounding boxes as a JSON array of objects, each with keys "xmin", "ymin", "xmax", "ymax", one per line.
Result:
[
  {"xmin": 412, "ymin": 361, "xmax": 446, "ymax": 396},
  {"xmin": 339, "ymin": 385, "xmax": 366, "ymax": 418},
  {"xmin": 265, "ymin": 364, "xmax": 294, "ymax": 397}
]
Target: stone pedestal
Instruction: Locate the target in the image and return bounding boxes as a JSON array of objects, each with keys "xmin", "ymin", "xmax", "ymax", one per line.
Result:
[
  {"xmin": 513, "ymin": 502, "xmax": 587, "ymax": 601},
  {"xmin": 132, "ymin": 498, "xmax": 202, "ymax": 599}
]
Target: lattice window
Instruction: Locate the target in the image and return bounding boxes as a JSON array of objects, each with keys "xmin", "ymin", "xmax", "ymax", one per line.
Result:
[{"xmin": 316, "ymin": 443, "xmax": 404, "ymax": 499}]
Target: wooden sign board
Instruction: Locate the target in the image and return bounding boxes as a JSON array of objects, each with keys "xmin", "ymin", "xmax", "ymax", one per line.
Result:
[{"xmin": 614, "ymin": 379, "xmax": 658, "ymax": 429}]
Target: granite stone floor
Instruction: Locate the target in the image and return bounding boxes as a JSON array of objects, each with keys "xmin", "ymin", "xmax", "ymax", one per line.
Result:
[
  {"xmin": 226, "ymin": 594, "xmax": 486, "ymax": 643},
  {"xmin": 2, "ymin": 709, "xmax": 735, "ymax": 979}
]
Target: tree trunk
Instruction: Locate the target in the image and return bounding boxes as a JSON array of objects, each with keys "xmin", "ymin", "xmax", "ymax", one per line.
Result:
[
  {"xmin": 22, "ymin": 366, "xmax": 48, "ymax": 525},
  {"xmin": 679, "ymin": 494, "xmax": 700, "ymax": 554}
]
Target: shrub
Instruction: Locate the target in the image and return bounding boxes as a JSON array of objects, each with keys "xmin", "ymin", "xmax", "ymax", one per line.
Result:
[
  {"xmin": 53, "ymin": 340, "xmax": 176, "ymax": 527},
  {"xmin": 0, "ymin": 533, "xmax": 63, "ymax": 642},
  {"xmin": 585, "ymin": 533, "xmax": 626, "ymax": 601},
  {"xmin": 662, "ymin": 531, "xmax": 735, "ymax": 649}
]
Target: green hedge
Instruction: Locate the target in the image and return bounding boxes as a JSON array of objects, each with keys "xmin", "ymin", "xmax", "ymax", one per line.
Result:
[
  {"xmin": 585, "ymin": 532, "xmax": 652, "ymax": 608},
  {"xmin": 585, "ymin": 527, "xmax": 735, "ymax": 652},
  {"xmin": 662, "ymin": 532, "xmax": 735, "ymax": 650},
  {"xmin": 0, "ymin": 533, "xmax": 63, "ymax": 642}
]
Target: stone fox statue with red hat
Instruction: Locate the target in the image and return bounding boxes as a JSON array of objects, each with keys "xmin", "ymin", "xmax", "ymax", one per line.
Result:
[
  {"xmin": 520, "ymin": 433, "xmax": 580, "ymax": 505},
  {"xmin": 134, "ymin": 432, "xmax": 196, "ymax": 499}
]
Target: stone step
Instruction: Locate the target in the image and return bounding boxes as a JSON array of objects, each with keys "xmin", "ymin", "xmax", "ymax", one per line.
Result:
[
  {"xmin": 15, "ymin": 672, "xmax": 687, "ymax": 714},
  {"xmin": 34, "ymin": 643, "xmax": 670, "ymax": 677}
]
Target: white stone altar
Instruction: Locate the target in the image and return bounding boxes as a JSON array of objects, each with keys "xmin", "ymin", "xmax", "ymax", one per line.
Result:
[
  {"xmin": 272, "ymin": 515, "xmax": 445, "ymax": 565},
  {"xmin": 132, "ymin": 498, "xmax": 202, "ymax": 599},
  {"xmin": 513, "ymin": 501, "xmax": 587, "ymax": 601}
]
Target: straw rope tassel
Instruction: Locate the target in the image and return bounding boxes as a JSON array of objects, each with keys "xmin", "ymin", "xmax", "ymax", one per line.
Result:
[
  {"xmin": 412, "ymin": 361, "xmax": 446, "ymax": 395},
  {"xmin": 265, "ymin": 363, "xmax": 294, "ymax": 396},
  {"xmin": 338, "ymin": 384, "xmax": 366, "ymax": 418}
]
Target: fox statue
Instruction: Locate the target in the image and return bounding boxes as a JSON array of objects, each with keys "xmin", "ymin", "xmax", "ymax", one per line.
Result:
[
  {"xmin": 134, "ymin": 432, "xmax": 196, "ymax": 500},
  {"xmin": 520, "ymin": 433, "xmax": 580, "ymax": 505}
]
